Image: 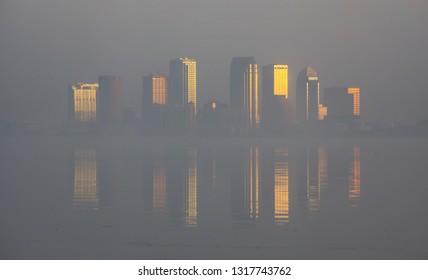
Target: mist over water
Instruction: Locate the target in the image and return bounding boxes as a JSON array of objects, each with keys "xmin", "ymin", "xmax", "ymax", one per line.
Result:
[{"xmin": 1, "ymin": 137, "xmax": 427, "ymax": 259}]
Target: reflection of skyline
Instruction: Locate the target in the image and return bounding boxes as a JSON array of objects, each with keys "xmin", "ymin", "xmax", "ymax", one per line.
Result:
[
  {"xmin": 246, "ymin": 147, "xmax": 260, "ymax": 220},
  {"xmin": 152, "ymin": 149, "xmax": 167, "ymax": 212},
  {"xmin": 183, "ymin": 148, "xmax": 198, "ymax": 227},
  {"xmin": 348, "ymin": 146, "xmax": 361, "ymax": 207},
  {"xmin": 69, "ymin": 144, "xmax": 361, "ymax": 223},
  {"xmin": 306, "ymin": 148, "xmax": 320, "ymax": 212},
  {"xmin": 274, "ymin": 148, "xmax": 289, "ymax": 224},
  {"xmin": 73, "ymin": 148, "xmax": 98, "ymax": 209}
]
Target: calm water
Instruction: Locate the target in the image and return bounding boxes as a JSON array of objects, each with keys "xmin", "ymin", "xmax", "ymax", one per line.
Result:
[{"xmin": 0, "ymin": 137, "xmax": 427, "ymax": 259}]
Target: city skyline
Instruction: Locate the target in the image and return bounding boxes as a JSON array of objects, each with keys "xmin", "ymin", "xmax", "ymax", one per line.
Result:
[{"xmin": 1, "ymin": 1, "xmax": 427, "ymax": 125}]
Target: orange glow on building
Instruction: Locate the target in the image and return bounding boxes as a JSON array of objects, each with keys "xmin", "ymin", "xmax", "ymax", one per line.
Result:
[
  {"xmin": 70, "ymin": 83, "xmax": 98, "ymax": 122},
  {"xmin": 348, "ymin": 88, "xmax": 360, "ymax": 116}
]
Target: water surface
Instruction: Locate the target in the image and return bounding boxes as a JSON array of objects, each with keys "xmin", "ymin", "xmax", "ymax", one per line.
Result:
[{"xmin": 1, "ymin": 137, "xmax": 427, "ymax": 259}]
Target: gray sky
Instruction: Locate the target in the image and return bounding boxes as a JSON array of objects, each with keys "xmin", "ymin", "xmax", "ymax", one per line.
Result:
[{"xmin": 1, "ymin": 0, "xmax": 427, "ymax": 125}]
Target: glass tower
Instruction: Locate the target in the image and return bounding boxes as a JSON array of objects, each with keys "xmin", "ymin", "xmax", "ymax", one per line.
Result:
[
  {"xmin": 169, "ymin": 58, "xmax": 197, "ymax": 115},
  {"xmin": 230, "ymin": 57, "xmax": 260, "ymax": 128},
  {"xmin": 296, "ymin": 66, "xmax": 320, "ymax": 122}
]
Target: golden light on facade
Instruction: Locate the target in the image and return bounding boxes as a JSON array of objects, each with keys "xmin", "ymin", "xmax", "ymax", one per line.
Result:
[
  {"xmin": 72, "ymin": 83, "xmax": 98, "ymax": 122},
  {"xmin": 273, "ymin": 65, "xmax": 288, "ymax": 98},
  {"xmin": 182, "ymin": 58, "xmax": 197, "ymax": 114},
  {"xmin": 348, "ymin": 87, "xmax": 360, "ymax": 116},
  {"xmin": 152, "ymin": 75, "xmax": 167, "ymax": 105}
]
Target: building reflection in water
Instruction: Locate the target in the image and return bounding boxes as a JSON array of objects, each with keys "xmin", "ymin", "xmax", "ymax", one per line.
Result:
[
  {"xmin": 318, "ymin": 147, "xmax": 328, "ymax": 190},
  {"xmin": 230, "ymin": 146, "xmax": 261, "ymax": 222},
  {"xmin": 306, "ymin": 148, "xmax": 320, "ymax": 212},
  {"xmin": 348, "ymin": 146, "xmax": 361, "ymax": 207},
  {"xmin": 274, "ymin": 148, "xmax": 289, "ymax": 224},
  {"xmin": 152, "ymin": 149, "xmax": 167, "ymax": 213},
  {"xmin": 183, "ymin": 148, "xmax": 198, "ymax": 227},
  {"xmin": 73, "ymin": 148, "xmax": 98, "ymax": 210},
  {"xmin": 297, "ymin": 147, "xmax": 328, "ymax": 213},
  {"xmin": 247, "ymin": 147, "xmax": 260, "ymax": 220}
]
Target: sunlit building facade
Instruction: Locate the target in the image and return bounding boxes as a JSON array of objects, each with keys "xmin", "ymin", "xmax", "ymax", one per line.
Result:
[
  {"xmin": 296, "ymin": 66, "xmax": 320, "ymax": 122},
  {"xmin": 68, "ymin": 83, "xmax": 98, "ymax": 122},
  {"xmin": 143, "ymin": 74, "xmax": 168, "ymax": 106},
  {"xmin": 348, "ymin": 87, "xmax": 360, "ymax": 117},
  {"xmin": 142, "ymin": 74, "xmax": 168, "ymax": 121},
  {"xmin": 262, "ymin": 64, "xmax": 288, "ymax": 98},
  {"xmin": 262, "ymin": 64, "xmax": 290, "ymax": 130},
  {"xmin": 230, "ymin": 57, "xmax": 260, "ymax": 128},
  {"xmin": 169, "ymin": 58, "xmax": 197, "ymax": 115}
]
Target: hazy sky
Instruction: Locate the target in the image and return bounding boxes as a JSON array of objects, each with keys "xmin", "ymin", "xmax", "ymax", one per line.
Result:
[{"xmin": 1, "ymin": 0, "xmax": 427, "ymax": 125}]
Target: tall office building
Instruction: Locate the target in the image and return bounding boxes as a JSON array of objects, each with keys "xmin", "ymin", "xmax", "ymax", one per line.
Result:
[
  {"xmin": 230, "ymin": 57, "xmax": 260, "ymax": 128},
  {"xmin": 142, "ymin": 74, "xmax": 168, "ymax": 117},
  {"xmin": 262, "ymin": 64, "xmax": 288, "ymax": 99},
  {"xmin": 168, "ymin": 58, "xmax": 197, "ymax": 115},
  {"xmin": 98, "ymin": 75, "xmax": 122, "ymax": 124},
  {"xmin": 296, "ymin": 66, "xmax": 320, "ymax": 122},
  {"xmin": 262, "ymin": 64, "xmax": 289, "ymax": 130},
  {"xmin": 68, "ymin": 83, "xmax": 98, "ymax": 122}
]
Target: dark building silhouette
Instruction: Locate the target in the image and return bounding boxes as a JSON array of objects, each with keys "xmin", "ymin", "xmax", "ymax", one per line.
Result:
[
  {"xmin": 230, "ymin": 57, "xmax": 260, "ymax": 128},
  {"xmin": 296, "ymin": 66, "xmax": 320, "ymax": 122},
  {"xmin": 323, "ymin": 87, "xmax": 354, "ymax": 119},
  {"xmin": 98, "ymin": 75, "xmax": 122, "ymax": 125}
]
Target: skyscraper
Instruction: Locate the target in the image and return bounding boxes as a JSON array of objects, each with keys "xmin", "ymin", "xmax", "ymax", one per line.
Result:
[
  {"xmin": 168, "ymin": 58, "xmax": 197, "ymax": 115},
  {"xmin": 98, "ymin": 75, "xmax": 122, "ymax": 125},
  {"xmin": 296, "ymin": 66, "xmax": 320, "ymax": 122},
  {"xmin": 262, "ymin": 64, "xmax": 288, "ymax": 99},
  {"xmin": 142, "ymin": 74, "xmax": 168, "ymax": 117},
  {"xmin": 262, "ymin": 64, "xmax": 289, "ymax": 130},
  {"xmin": 230, "ymin": 57, "xmax": 260, "ymax": 128},
  {"xmin": 68, "ymin": 83, "xmax": 98, "ymax": 122}
]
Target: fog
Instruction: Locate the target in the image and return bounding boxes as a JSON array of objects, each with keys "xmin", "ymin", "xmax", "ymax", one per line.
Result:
[{"xmin": 1, "ymin": 0, "xmax": 428, "ymax": 125}]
